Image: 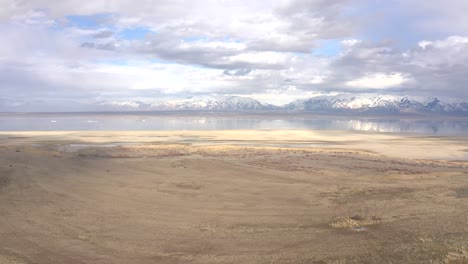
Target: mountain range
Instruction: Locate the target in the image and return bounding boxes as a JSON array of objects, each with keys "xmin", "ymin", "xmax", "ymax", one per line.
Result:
[
  {"xmin": 97, "ymin": 95, "xmax": 468, "ymax": 116},
  {"xmin": 283, "ymin": 95, "xmax": 468, "ymax": 115},
  {"xmin": 3, "ymin": 95, "xmax": 466, "ymax": 115},
  {"xmin": 151, "ymin": 95, "xmax": 279, "ymax": 111}
]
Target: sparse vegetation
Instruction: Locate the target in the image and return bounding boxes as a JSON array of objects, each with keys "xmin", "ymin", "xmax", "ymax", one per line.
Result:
[
  {"xmin": 329, "ymin": 215, "xmax": 382, "ymax": 229},
  {"xmin": 0, "ymin": 172, "xmax": 10, "ymax": 188},
  {"xmin": 454, "ymin": 186, "xmax": 468, "ymax": 198},
  {"xmin": 0, "ymin": 133, "xmax": 467, "ymax": 263}
]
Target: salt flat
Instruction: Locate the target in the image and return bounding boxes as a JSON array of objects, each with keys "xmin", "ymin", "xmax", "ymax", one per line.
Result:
[
  {"xmin": 0, "ymin": 131, "xmax": 467, "ymax": 263},
  {"xmin": 0, "ymin": 130, "xmax": 466, "ymax": 160}
]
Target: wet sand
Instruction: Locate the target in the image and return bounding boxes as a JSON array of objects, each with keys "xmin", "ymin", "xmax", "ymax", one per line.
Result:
[{"xmin": 0, "ymin": 130, "xmax": 467, "ymax": 263}]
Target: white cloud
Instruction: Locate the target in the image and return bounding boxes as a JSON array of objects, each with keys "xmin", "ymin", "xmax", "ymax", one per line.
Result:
[
  {"xmin": 103, "ymin": 101, "xmax": 141, "ymax": 108},
  {"xmin": 419, "ymin": 36, "xmax": 468, "ymax": 50},
  {"xmin": 179, "ymin": 41, "xmax": 246, "ymax": 51},
  {"xmin": 341, "ymin": 39, "xmax": 361, "ymax": 47},
  {"xmin": 409, "ymin": 36, "xmax": 468, "ymax": 68},
  {"xmin": 227, "ymin": 52, "xmax": 294, "ymax": 67},
  {"xmin": 1, "ymin": 1, "xmax": 468, "ymax": 111},
  {"xmin": 346, "ymin": 73, "xmax": 408, "ymax": 89},
  {"xmin": 418, "ymin": 41, "xmax": 432, "ymax": 49}
]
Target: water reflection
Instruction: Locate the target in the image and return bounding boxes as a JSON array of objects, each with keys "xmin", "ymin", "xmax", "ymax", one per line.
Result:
[{"xmin": 0, "ymin": 115, "xmax": 467, "ymax": 136}]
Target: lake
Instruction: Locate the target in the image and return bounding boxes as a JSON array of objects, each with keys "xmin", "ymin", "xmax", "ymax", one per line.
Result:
[{"xmin": 0, "ymin": 113, "xmax": 467, "ymax": 136}]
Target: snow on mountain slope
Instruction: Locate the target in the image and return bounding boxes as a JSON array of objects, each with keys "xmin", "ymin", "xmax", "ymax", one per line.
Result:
[
  {"xmin": 89, "ymin": 94, "xmax": 467, "ymax": 115},
  {"xmin": 284, "ymin": 95, "xmax": 467, "ymax": 115},
  {"xmin": 153, "ymin": 95, "xmax": 278, "ymax": 111}
]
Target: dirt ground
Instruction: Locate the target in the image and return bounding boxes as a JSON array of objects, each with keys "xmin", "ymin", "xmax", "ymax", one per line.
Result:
[{"xmin": 0, "ymin": 131, "xmax": 467, "ymax": 263}]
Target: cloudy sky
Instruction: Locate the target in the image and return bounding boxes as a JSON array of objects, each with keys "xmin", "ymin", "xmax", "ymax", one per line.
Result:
[{"xmin": 1, "ymin": 0, "xmax": 468, "ymax": 111}]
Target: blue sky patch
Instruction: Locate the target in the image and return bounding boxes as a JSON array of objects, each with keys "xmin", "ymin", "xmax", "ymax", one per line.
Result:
[
  {"xmin": 118, "ymin": 27, "xmax": 152, "ymax": 40},
  {"xmin": 313, "ymin": 39, "xmax": 342, "ymax": 56},
  {"xmin": 66, "ymin": 13, "xmax": 114, "ymax": 29}
]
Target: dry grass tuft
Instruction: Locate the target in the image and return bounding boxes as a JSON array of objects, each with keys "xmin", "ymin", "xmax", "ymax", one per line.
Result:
[{"xmin": 329, "ymin": 215, "xmax": 382, "ymax": 229}]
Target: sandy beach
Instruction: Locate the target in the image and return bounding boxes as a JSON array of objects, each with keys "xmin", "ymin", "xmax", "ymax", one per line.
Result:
[{"xmin": 0, "ymin": 130, "xmax": 467, "ymax": 263}]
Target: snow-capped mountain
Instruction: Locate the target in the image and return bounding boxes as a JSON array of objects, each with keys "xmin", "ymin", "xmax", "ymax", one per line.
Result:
[
  {"xmin": 284, "ymin": 95, "xmax": 468, "ymax": 115},
  {"xmin": 96, "ymin": 100, "xmax": 152, "ymax": 111},
  {"xmin": 152, "ymin": 96, "xmax": 278, "ymax": 111},
  {"xmin": 149, "ymin": 94, "xmax": 467, "ymax": 115},
  {"xmin": 37, "ymin": 94, "xmax": 467, "ymax": 115}
]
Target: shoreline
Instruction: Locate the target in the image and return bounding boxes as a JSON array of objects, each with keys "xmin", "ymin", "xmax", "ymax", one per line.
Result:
[
  {"xmin": 0, "ymin": 130, "xmax": 467, "ymax": 161},
  {"xmin": 1, "ymin": 111, "xmax": 468, "ymax": 120}
]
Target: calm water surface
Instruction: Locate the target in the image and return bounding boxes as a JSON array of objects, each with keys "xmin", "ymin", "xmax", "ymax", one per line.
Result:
[{"xmin": 0, "ymin": 114, "xmax": 467, "ymax": 136}]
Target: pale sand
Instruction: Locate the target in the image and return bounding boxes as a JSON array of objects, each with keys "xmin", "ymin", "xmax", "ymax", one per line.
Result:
[
  {"xmin": 0, "ymin": 130, "xmax": 467, "ymax": 263},
  {"xmin": 0, "ymin": 130, "xmax": 467, "ymax": 160}
]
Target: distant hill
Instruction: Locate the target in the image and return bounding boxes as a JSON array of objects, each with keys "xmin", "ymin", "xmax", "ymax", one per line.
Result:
[
  {"xmin": 7, "ymin": 94, "xmax": 466, "ymax": 115},
  {"xmin": 151, "ymin": 95, "xmax": 279, "ymax": 111},
  {"xmin": 283, "ymin": 95, "xmax": 468, "ymax": 115}
]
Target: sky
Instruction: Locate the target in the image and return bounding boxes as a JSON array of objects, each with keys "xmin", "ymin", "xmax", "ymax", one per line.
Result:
[{"xmin": 1, "ymin": 0, "xmax": 468, "ymax": 111}]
